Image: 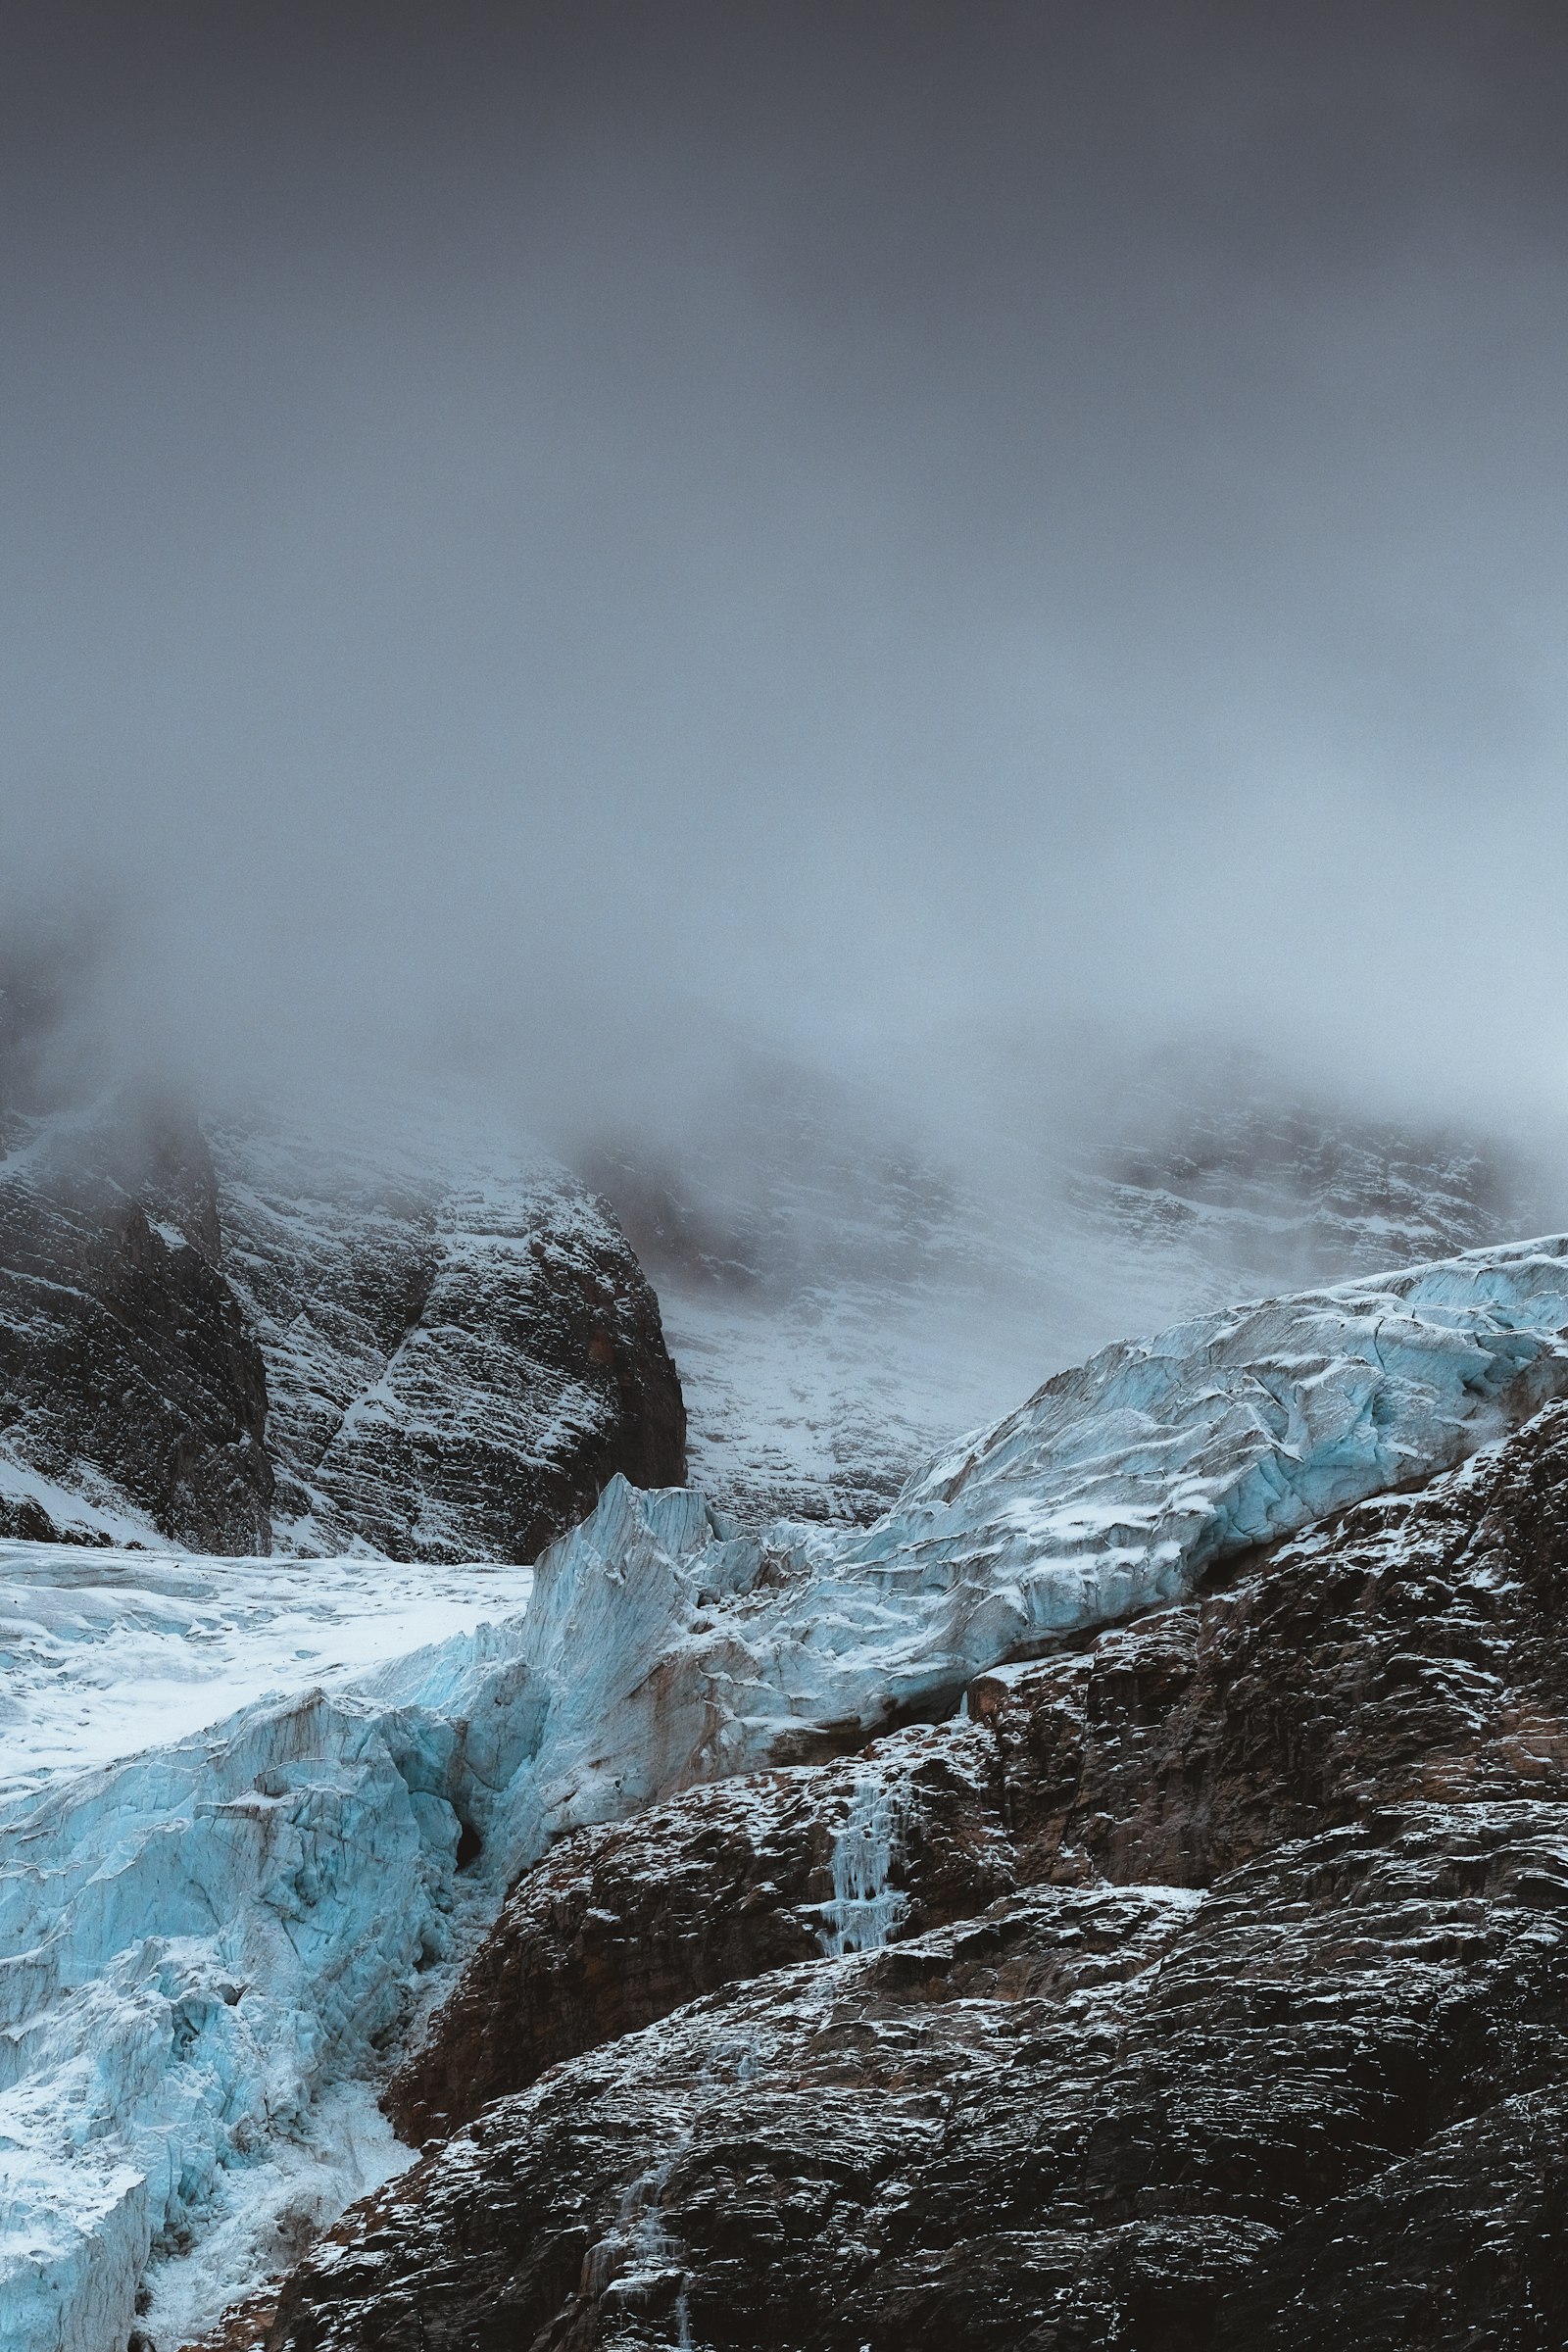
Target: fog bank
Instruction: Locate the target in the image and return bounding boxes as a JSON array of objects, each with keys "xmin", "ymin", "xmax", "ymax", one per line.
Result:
[{"xmin": 4, "ymin": 4, "xmax": 1567, "ymax": 1162}]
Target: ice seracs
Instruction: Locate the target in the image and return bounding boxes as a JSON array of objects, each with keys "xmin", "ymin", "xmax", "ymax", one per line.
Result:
[{"xmin": 10, "ymin": 1234, "xmax": 1568, "ymax": 2349}]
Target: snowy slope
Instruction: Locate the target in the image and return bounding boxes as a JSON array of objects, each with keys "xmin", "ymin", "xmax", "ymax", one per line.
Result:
[
  {"xmin": 0, "ymin": 1545, "xmax": 533, "ymax": 1801},
  {"xmin": 9, "ymin": 1235, "xmax": 1568, "ymax": 2348},
  {"xmin": 589, "ymin": 1054, "xmax": 1548, "ymax": 1528}
]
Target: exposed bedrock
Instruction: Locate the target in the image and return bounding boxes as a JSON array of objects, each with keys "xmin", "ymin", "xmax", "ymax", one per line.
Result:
[
  {"xmin": 268, "ymin": 1397, "xmax": 1568, "ymax": 2350},
  {"xmin": 0, "ymin": 1091, "xmax": 273, "ymax": 1551},
  {"xmin": 0, "ymin": 1067, "xmax": 686, "ymax": 1559},
  {"xmin": 208, "ymin": 1114, "xmax": 687, "ymax": 1562}
]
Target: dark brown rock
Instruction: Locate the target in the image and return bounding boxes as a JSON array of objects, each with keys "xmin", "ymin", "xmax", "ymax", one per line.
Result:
[{"xmin": 389, "ymin": 1725, "xmax": 1011, "ymax": 2144}]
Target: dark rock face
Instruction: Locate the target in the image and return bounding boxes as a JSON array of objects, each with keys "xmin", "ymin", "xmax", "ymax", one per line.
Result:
[
  {"xmin": 0, "ymin": 1102, "xmax": 687, "ymax": 1563},
  {"xmin": 0, "ymin": 1093, "xmax": 273, "ymax": 1550},
  {"xmin": 0, "ymin": 945, "xmax": 685, "ymax": 1556},
  {"xmin": 212, "ymin": 1118, "xmax": 687, "ymax": 1561},
  {"xmin": 263, "ymin": 1400, "xmax": 1568, "ymax": 2349},
  {"xmin": 389, "ymin": 1727, "xmax": 1011, "ymax": 2145}
]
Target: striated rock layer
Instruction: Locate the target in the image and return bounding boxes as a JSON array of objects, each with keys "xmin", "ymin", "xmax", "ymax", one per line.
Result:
[
  {"xmin": 0, "ymin": 1078, "xmax": 685, "ymax": 1560},
  {"xmin": 267, "ymin": 1391, "xmax": 1568, "ymax": 2351},
  {"xmin": 0, "ymin": 1092, "xmax": 273, "ymax": 1551},
  {"xmin": 210, "ymin": 1111, "xmax": 686, "ymax": 1562}
]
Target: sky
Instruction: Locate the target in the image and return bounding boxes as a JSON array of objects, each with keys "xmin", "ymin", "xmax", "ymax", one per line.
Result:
[{"xmin": 3, "ymin": 2, "xmax": 1567, "ymax": 1145}]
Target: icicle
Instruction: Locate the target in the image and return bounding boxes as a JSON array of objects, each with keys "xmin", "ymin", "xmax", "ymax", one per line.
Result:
[{"xmin": 815, "ymin": 1777, "xmax": 908, "ymax": 1956}]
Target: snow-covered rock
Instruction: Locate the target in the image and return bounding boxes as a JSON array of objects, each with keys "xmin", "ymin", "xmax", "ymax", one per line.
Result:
[
  {"xmin": 10, "ymin": 1234, "xmax": 1568, "ymax": 2347},
  {"xmin": 209, "ymin": 1107, "xmax": 687, "ymax": 1562}
]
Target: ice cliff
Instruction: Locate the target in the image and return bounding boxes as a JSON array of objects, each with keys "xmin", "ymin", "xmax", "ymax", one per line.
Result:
[{"xmin": 9, "ymin": 1236, "xmax": 1568, "ymax": 2349}]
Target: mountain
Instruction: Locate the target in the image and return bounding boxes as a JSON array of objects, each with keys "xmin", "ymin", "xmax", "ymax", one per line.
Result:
[
  {"xmin": 584, "ymin": 1048, "xmax": 1553, "ymax": 1528},
  {"xmin": 0, "ymin": 1054, "xmax": 685, "ymax": 1561},
  {"xmin": 0, "ymin": 1088, "xmax": 274, "ymax": 1550},
  {"xmin": 8, "ymin": 1235, "xmax": 1568, "ymax": 2348},
  {"xmin": 208, "ymin": 1106, "xmax": 686, "ymax": 1562}
]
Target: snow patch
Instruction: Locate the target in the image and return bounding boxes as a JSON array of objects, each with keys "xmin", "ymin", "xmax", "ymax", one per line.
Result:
[{"xmin": 0, "ymin": 1544, "xmax": 534, "ymax": 1798}]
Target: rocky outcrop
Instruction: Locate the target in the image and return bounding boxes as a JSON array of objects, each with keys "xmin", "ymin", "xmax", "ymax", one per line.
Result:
[
  {"xmin": 212, "ymin": 1112, "xmax": 687, "ymax": 1561},
  {"xmin": 261, "ymin": 1396, "xmax": 1568, "ymax": 2349},
  {"xmin": 0, "ymin": 1092, "xmax": 273, "ymax": 1551},
  {"xmin": 0, "ymin": 1018, "xmax": 686, "ymax": 1557},
  {"xmin": 279, "ymin": 1809, "xmax": 1568, "ymax": 2352},
  {"xmin": 388, "ymin": 1725, "xmax": 1011, "ymax": 2145}
]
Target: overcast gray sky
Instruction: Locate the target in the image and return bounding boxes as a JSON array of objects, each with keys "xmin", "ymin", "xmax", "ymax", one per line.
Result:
[{"xmin": 3, "ymin": 3, "xmax": 1567, "ymax": 1136}]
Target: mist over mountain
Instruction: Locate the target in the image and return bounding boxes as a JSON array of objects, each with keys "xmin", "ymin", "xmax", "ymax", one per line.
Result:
[
  {"xmin": 6, "ymin": 1, "xmax": 1568, "ymax": 1165},
  {"xmin": 5, "ymin": 8, "xmax": 1568, "ymax": 2349}
]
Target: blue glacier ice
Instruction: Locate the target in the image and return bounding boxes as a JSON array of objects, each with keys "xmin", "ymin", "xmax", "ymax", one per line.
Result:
[
  {"xmin": 814, "ymin": 1779, "xmax": 909, "ymax": 1958},
  {"xmin": 8, "ymin": 1235, "xmax": 1568, "ymax": 2348}
]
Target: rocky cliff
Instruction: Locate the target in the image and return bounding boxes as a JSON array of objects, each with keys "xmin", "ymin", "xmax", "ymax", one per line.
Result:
[
  {"xmin": 210, "ymin": 1110, "xmax": 686, "ymax": 1561},
  {"xmin": 0, "ymin": 1089, "xmax": 274, "ymax": 1551},
  {"xmin": 0, "ymin": 1047, "xmax": 684, "ymax": 1559}
]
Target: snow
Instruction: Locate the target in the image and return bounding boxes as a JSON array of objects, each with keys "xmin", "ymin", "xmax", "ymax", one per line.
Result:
[
  {"xmin": 9, "ymin": 1234, "xmax": 1568, "ymax": 2347},
  {"xmin": 0, "ymin": 1546, "xmax": 534, "ymax": 1799},
  {"xmin": 0, "ymin": 1653, "xmax": 532, "ymax": 2352}
]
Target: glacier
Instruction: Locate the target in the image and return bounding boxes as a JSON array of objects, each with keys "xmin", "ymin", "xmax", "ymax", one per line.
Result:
[
  {"xmin": 8, "ymin": 1235, "xmax": 1568, "ymax": 2349},
  {"xmin": 0, "ymin": 1548, "xmax": 534, "ymax": 1801}
]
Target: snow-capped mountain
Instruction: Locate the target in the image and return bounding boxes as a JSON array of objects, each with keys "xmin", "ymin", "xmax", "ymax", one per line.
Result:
[{"xmin": 8, "ymin": 1232, "xmax": 1568, "ymax": 2350}]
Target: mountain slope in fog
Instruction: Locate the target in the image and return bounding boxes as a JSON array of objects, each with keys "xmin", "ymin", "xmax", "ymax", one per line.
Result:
[
  {"xmin": 0, "ymin": 959, "xmax": 685, "ymax": 1556},
  {"xmin": 588, "ymin": 1054, "xmax": 1547, "ymax": 1527}
]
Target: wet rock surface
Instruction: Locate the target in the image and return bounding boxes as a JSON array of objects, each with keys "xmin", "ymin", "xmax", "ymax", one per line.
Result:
[{"xmin": 262, "ymin": 1399, "xmax": 1568, "ymax": 2348}]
